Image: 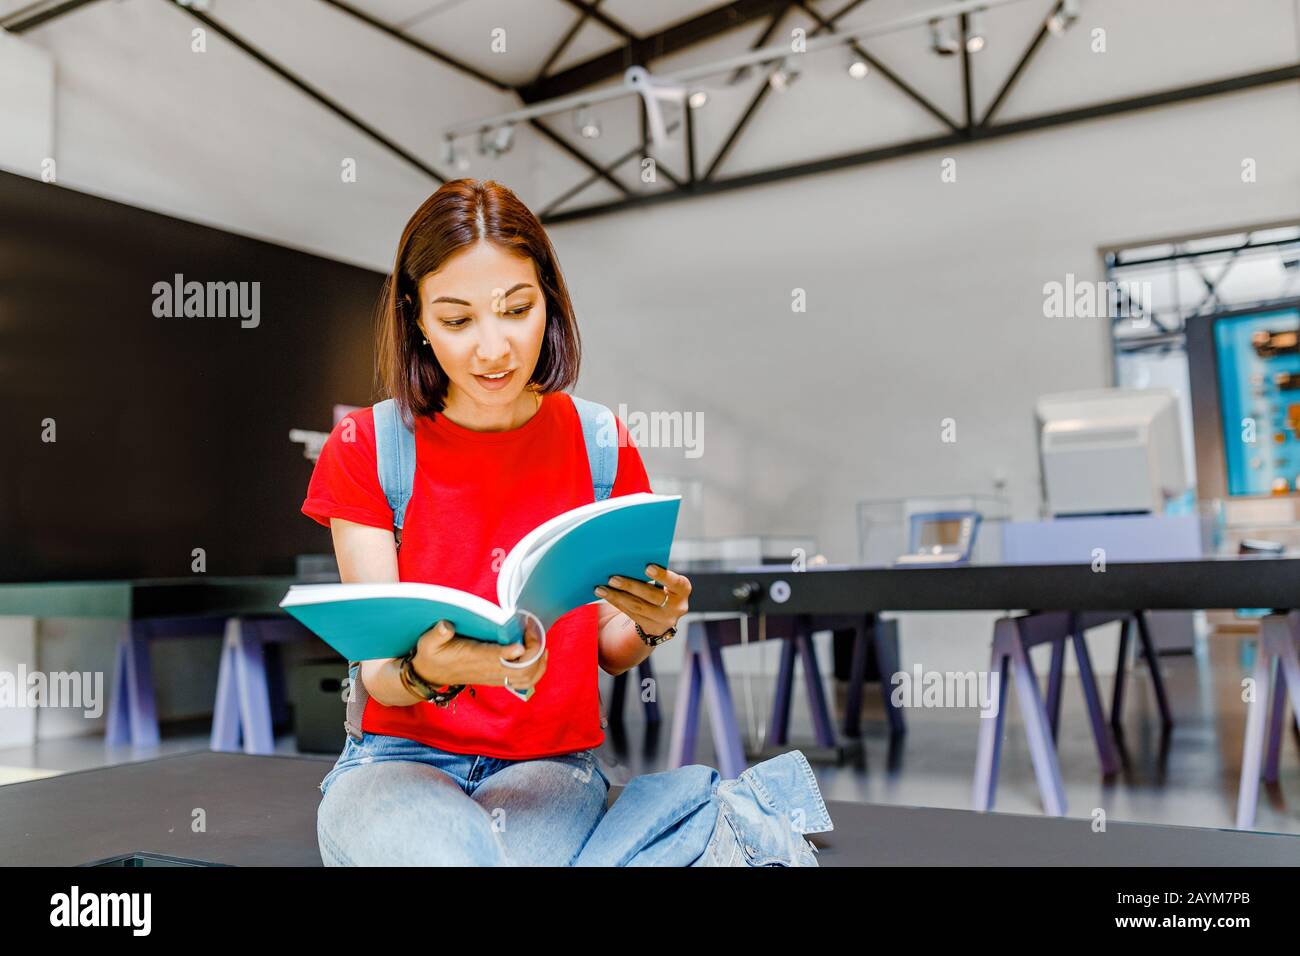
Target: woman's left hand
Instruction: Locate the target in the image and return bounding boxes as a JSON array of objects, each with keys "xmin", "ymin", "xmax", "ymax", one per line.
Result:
[{"xmin": 595, "ymin": 563, "xmax": 691, "ymax": 639}]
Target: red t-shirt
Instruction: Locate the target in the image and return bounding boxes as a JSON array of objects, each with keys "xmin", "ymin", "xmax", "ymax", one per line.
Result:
[{"xmin": 301, "ymin": 391, "xmax": 652, "ymax": 760}]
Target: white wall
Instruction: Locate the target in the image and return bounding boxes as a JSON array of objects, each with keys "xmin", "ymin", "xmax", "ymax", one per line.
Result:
[
  {"xmin": 0, "ymin": 28, "xmax": 54, "ymax": 174},
  {"xmin": 553, "ymin": 84, "xmax": 1300, "ymax": 677},
  {"xmin": 556, "ymin": 86, "xmax": 1300, "ymax": 560}
]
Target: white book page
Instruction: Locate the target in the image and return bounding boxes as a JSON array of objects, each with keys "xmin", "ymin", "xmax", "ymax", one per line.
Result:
[
  {"xmin": 496, "ymin": 493, "xmax": 664, "ymax": 609},
  {"xmin": 281, "ymin": 581, "xmax": 514, "ymax": 626}
]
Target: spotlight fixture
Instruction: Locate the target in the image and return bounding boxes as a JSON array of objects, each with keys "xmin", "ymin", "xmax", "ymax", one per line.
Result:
[
  {"xmin": 1047, "ymin": 0, "xmax": 1080, "ymax": 34},
  {"xmin": 767, "ymin": 58, "xmax": 799, "ymax": 91},
  {"xmin": 965, "ymin": 9, "xmax": 986, "ymax": 52},
  {"xmin": 478, "ymin": 122, "xmax": 515, "ymax": 158},
  {"xmin": 688, "ymin": 89, "xmax": 709, "ymax": 109},
  {"xmin": 575, "ymin": 106, "xmax": 601, "ymax": 139},
  {"xmin": 928, "ymin": 17, "xmax": 960, "ymax": 56},
  {"xmin": 846, "ymin": 49, "xmax": 870, "ymax": 79},
  {"xmin": 441, "ymin": 137, "xmax": 469, "ymax": 171}
]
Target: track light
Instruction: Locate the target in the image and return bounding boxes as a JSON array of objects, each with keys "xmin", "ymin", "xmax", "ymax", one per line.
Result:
[
  {"xmin": 441, "ymin": 137, "xmax": 469, "ymax": 171},
  {"xmin": 498, "ymin": 124, "xmax": 515, "ymax": 154},
  {"xmin": 965, "ymin": 9, "xmax": 986, "ymax": 52},
  {"xmin": 688, "ymin": 90, "xmax": 709, "ymax": 109},
  {"xmin": 767, "ymin": 58, "xmax": 799, "ymax": 91},
  {"xmin": 1047, "ymin": 0, "xmax": 1080, "ymax": 35},
  {"xmin": 929, "ymin": 17, "xmax": 960, "ymax": 56},
  {"xmin": 478, "ymin": 123, "xmax": 515, "ymax": 158},
  {"xmin": 575, "ymin": 107, "xmax": 601, "ymax": 139},
  {"xmin": 846, "ymin": 49, "xmax": 870, "ymax": 79}
]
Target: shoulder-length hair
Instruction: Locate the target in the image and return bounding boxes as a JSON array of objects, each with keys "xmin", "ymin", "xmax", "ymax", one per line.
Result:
[{"xmin": 375, "ymin": 179, "xmax": 582, "ymax": 426}]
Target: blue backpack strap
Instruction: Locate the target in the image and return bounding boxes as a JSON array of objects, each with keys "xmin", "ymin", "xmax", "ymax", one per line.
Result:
[
  {"xmin": 344, "ymin": 399, "xmax": 415, "ymax": 733},
  {"xmin": 571, "ymin": 395, "xmax": 619, "ymax": 502},
  {"xmin": 372, "ymin": 398, "xmax": 417, "ymax": 533}
]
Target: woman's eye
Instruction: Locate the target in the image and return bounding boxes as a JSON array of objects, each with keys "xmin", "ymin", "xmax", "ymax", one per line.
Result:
[{"xmin": 441, "ymin": 305, "xmax": 529, "ymax": 328}]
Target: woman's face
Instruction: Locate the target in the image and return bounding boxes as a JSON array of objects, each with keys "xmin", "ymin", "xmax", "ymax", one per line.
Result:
[{"xmin": 416, "ymin": 240, "xmax": 548, "ymax": 411}]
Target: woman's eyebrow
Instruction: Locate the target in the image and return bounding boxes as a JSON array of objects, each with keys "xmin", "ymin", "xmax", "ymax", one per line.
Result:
[{"xmin": 430, "ymin": 283, "xmax": 534, "ymax": 306}]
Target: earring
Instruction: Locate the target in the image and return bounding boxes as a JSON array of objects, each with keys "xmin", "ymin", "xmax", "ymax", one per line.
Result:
[{"xmin": 421, "ymin": 336, "xmax": 428, "ymax": 344}]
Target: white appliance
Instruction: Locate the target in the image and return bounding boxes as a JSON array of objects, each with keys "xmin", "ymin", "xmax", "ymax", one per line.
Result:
[{"xmin": 1037, "ymin": 388, "xmax": 1188, "ymax": 516}]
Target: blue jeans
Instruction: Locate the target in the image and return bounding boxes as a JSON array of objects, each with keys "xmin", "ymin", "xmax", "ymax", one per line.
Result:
[{"xmin": 316, "ymin": 732, "xmax": 610, "ymax": 866}]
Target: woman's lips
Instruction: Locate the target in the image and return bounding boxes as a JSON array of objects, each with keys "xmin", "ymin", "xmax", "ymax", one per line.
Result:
[{"xmin": 474, "ymin": 369, "xmax": 515, "ymax": 391}]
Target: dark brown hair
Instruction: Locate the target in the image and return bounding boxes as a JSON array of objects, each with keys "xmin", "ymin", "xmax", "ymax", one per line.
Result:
[{"xmin": 375, "ymin": 179, "xmax": 581, "ymax": 426}]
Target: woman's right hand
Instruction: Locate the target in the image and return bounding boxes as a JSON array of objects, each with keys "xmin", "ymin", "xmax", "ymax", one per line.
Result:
[{"xmin": 410, "ymin": 616, "xmax": 548, "ymax": 692}]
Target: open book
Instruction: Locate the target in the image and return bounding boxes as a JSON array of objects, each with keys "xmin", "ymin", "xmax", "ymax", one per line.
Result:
[{"xmin": 279, "ymin": 493, "xmax": 681, "ymax": 666}]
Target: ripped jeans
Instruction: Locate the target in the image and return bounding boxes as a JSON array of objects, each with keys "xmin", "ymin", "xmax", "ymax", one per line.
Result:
[{"xmin": 315, "ymin": 732, "xmax": 610, "ymax": 866}]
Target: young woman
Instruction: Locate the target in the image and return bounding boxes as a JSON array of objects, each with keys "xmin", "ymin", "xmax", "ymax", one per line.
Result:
[{"xmin": 302, "ymin": 178, "xmax": 692, "ymax": 866}]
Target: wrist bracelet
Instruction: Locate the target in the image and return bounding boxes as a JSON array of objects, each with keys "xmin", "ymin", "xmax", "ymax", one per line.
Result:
[
  {"xmin": 399, "ymin": 651, "xmax": 469, "ymax": 708},
  {"xmin": 634, "ymin": 621, "xmax": 677, "ymax": 647}
]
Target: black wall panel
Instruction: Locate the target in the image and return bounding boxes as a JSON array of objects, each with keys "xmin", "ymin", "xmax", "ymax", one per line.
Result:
[{"xmin": 0, "ymin": 170, "xmax": 387, "ymax": 581}]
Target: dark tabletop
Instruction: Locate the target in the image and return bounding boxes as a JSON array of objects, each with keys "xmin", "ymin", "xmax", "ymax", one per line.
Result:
[
  {"xmin": 0, "ymin": 752, "xmax": 1296, "ymax": 866},
  {"xmin": 5, "ymin": 557, "xmax": 1298, "ymax": 623},
  {"xmin": 686, "ymin": 556, "xmax": 1300, "ymax": 615}
]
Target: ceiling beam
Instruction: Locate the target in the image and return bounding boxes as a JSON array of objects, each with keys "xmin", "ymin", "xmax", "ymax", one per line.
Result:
[
  {"xmin": 795, "ymin": 0, "xmax": 959, "ymax": 133},
  {"xmin": 535, "ymin": 0, "xmax": 602, "ymax": 83},
  {"xmin": 540, "ymin": 62, "xmax": 1300, "ymax": 224},
  {"xmin": 527, "ymin": 117, "xmax": 632, "ymax": 196},
  {"xmin": 959, "ymin": 11, "xmax": 973, "ymax": 129},
  {"xmin": 310, "ymin": 0, "xmax": 622, "ymax": 203},
  {"xmin": 2, "ymin": 0, "xmax": 105, "ymax": 33},
  {"xmin": 162, "ymin": 0, "xmax": 445, "ymax": 184},
  {"xmin": 702, "ymin": 1, "xmax": 799, "ymax": 180},
  {"xmin": 540, "ymin": 116, "xmax": 686, "ymax": 218},
  {"xmin": 315, "ymin": 0, "xmax": 511, "ymax": 92},
  {"xmin": 555, "ymin": 0, "xmax": 635, "ymax": 42},
  {"xmin": 515, "ymin": 0, "xmax": 794, "ymax": 104},
  {"xmin": 979, "ymin": 0, "xmax": 1062, "ymax": 126}
]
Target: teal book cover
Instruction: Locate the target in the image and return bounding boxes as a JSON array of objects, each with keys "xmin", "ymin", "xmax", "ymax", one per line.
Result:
[{"xmin": 279, "ymin": 493, "xmax": 681, "ymax": 665}]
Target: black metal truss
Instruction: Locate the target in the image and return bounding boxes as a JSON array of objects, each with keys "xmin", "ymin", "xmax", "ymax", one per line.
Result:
[
  {"xmin": 317, "ymin": 0, "xmax": 510, "ymax": 91},
  {"xmin": 981, "ymin": 0, "xmax": 1063, "ymax": 125},
  {"xmin": 535, "ymin": 0, "xmax": 605, "ymax": 83},
  {"xmin": 1109, "ymin": 232, "xmax": 1300, "ymax": 354},
  {"xmin": 8, "ymin": 0, "xmax": 1300, "ymax": 226},
  {"xmin": 158, "ymin": 0, "xmax": 447, "ymax": 184},
  {"xmin": 554, "ymin": 0, "xmax": 635, "ymax": 44},
  {"xmin": 516, "ymin": 0, "xmax": 796, "ymax": 104},
  {"xmin": 1, "ymin": 0, "xmax": 103, "ymax": 33},
  {"xmin": 1107, "ymin": 231, "xmax": 1300, "ymax": 270},
  {"xmin": 794, "ymin": 1, "xmax": 958, "ymax": 131},
  {"xmin": 701, "ymin": 0, "xmax": 801, "ymax": 181},
  {"xmin": 540, "ymin": 61, "xmax": 1300, "ymax": 224}
]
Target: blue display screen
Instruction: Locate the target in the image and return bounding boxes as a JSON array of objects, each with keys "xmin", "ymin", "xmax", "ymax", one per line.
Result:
[{"xmin": 1215, "ymin": 307, "xmax": 1300, "ymax": 495}]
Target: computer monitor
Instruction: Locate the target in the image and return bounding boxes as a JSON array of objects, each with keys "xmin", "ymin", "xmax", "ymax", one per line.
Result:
[
  {"xmin": 1186, "ymin": 302, "xmax": 1300, "ymax": 498},
  {"xmin": 1037, "ymin": 388, "xmax": 1188, "ymax": 516}
]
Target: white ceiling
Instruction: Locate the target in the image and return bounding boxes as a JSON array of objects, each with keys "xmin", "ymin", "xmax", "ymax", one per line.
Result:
[{"xmin": 5, "ymin": 0, "xmax": 1297, "ymax": 217}]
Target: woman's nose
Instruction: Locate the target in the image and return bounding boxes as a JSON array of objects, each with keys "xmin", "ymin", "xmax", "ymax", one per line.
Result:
[{"xmin": 474, "ymin": 324, "xmax": 510, "ymax": 363}]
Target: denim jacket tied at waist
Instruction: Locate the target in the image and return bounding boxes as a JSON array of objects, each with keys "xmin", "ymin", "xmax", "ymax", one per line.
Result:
[{"xmin": 574, "ymin": 750, "xmax": 833, "ymax": 867}]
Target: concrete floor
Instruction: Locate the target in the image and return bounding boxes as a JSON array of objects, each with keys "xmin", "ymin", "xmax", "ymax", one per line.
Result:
[{"xmin": 1, "ymin": 629, "xmax": 1296, "ymax": 836}]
